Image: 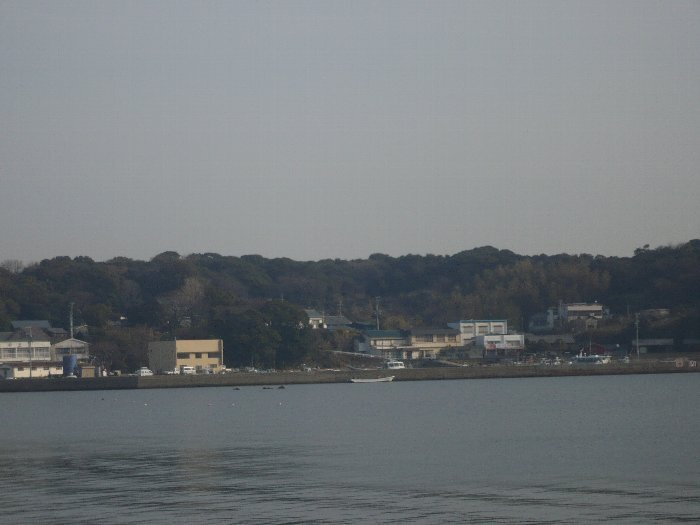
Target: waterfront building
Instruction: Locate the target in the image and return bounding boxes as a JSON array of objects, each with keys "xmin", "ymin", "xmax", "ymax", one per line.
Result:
[
  {"xmin": 52, "ymin": 338, "xmax": 90, "ymax": 361},
  {"xmin": 447, "ymin": 319, "xmax": 508, "ymax": 344},
  {"xmin": 0, "ymin": 329, "xmax": 60, "ymax": 378},
  {"xmin": 475, "ymin": 334, "xmax": 525, "ymax": 358},
  {"xmin": 407, "ymin": 328, "xmax": 461, "ymax": 360},
  {"xmin": 355, "ymin": 330, "xmax": 409, "ymax": 356},
  {"xmin": 148, "ymin": 339, "xmax": 224, "ymax": 374}
]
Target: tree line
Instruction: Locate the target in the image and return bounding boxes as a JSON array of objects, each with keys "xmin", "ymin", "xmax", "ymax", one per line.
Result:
[{"xmin": 1, "ymin": 240, "xmax": 698, "ymax": 370}]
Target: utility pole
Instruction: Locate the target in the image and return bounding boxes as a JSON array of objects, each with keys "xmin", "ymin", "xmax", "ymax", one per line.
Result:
[
  {"xmin": 375, "ymin": 297, "xmax": 381, "ymax": 330},
  {"xmin": 635, "ymin": 313, "xmax": 640, "ymax": 359}
]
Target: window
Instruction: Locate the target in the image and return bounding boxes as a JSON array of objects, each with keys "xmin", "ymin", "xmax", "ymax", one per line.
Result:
[
  {"xmin": 195, "ymin": 353, "xmax": 202, "ymax": 359},
  {"xmin": 176, "ymin": 353, "xmax": 190, "ymax": 359},
  {"xmin": 208, "ymin": 353, "xmax": 220, "ymax": 359}
]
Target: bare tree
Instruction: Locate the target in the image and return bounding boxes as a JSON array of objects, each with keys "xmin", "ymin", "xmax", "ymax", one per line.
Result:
[{"xmin": 0, "ymin": 259, "xmax": 24, "ymax": 273}]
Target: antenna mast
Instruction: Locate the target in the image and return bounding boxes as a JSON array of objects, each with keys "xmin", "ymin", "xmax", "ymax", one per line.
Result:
[{"xmin": 70, "ymin": 302, "xmax": 75, "ymax": 339}]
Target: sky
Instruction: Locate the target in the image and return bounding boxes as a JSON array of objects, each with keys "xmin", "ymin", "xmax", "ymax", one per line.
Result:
[{"xmin": 1, "ymin": 1, "xmax": 699, "ymax": 263}]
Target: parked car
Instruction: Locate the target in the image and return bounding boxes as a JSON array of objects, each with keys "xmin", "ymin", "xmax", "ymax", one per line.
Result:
[
  {"xmin": 181, "ymin": 366, "xmax": 196, "ymax": 375},
  {"xmin": 135, "ymin": 367, "xmax": 153, "ymax": 377}
]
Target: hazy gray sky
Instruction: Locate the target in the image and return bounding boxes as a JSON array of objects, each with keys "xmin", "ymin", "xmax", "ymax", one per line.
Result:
[{"xmin": 2, "ymin": 1, "xmax": 699, "ymax": 263}]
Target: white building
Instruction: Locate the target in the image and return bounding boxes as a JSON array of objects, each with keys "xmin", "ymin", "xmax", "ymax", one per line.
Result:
[
  {"xmin": 0, "ymin": 362, "xmax": 63, "ymax": 379},
  {"xmin": 304, "ymin": 309, "xmax": 325, "ymax": 329},
  {"xmin": 0, "ymin": 338, "xmax": 52, "ymax": 362},
  {"xmin": 475, "ymin": 334, "xmax": 525, "ymax": 357},
  {"xmin": 0, "ymin": 329, "xmax": 90, "ymax": 378},
  {"xmin": 52, "ymin": 338, "xmax": 90, "ymax": 360},
  {"xmin": 558, "ymin": 302, "xmax": 604, "ymax": 322},
  {"xmin": 447, "ymin": 319, "xmax": 508, "ymax": 344}
]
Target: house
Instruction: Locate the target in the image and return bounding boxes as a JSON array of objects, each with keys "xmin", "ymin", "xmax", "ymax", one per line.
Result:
[
  {"xmin": 529, "ymin": 303, "xmax": 608, "ymax": 332},
  {"xmin": 524, "ymin": 333, "xmax": 577, "ymax": 353},
  {"xmin": 0, "ymin": 329, "xmax": 60, "ymax": 378},
  {"xmin": 558, "ymin": 302, "xmax": 606, "ymax": 330},
  {"xmin": 354, "ymin": 330, "xmax": 409, "ymax": 357},
  {"xmin": 447, "ymin": 319, "xmax": 508, "ymax": 344},
  {"xmin": 52, "ymin": 338, "xmax": 90, "ymax": 361},
  {"xmin": 147, "ymin": 339, "xmax": 224, "ymax": 374},
  {"xmin": 323, "ymin": 315, "xmax": 352, "ymax": 331},
  {"xmin": 475, "ymin": 334, "xmax": 525, "ymax": 358},
  {"xmin": 303, "ymin": 310, "xmax": 353, "ymax": 331},
  {"xmin": 406, "ymin": 328, "xmax": 461, "ymax": 360},
  {"xmin": 304, "ymin": 309, "xmax": 325, "ymax": 329}
]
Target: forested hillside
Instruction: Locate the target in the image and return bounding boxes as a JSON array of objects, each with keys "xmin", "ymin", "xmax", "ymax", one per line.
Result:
[{"xmin": 1, "ymin": 241, "xmax": 699, "ymax": 370}]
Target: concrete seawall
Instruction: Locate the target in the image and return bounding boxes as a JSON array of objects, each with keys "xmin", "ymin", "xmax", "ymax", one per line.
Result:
[{"xmin": 0, "ymin": 361, "xmax": 696, "ymax": 393}]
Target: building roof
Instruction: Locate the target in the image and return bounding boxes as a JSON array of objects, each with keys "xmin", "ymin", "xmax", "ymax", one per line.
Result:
[
  {"xmin": 454, "ymin": 319, "xmax": 508, "ymax": 324},
  {"xmin": 53, "ymin": 338, "xmax": 90, "ymax": 349},
  {"xmin": 304, "ymin": 309, "xmax": 323, "ymax": 319},
  {"xmin": 525, "ymin": 333, "xmax": 576, "ymax": 344},
  {"xmin": 0, "ymin": 331, "xmax": 51, "ymax": 343},
  {"xmin": 11, "ymin": 320, "xmax": 52, "ymax": 329},
  {"xmin": 324, "ymin": 315, "xmax": 352, "ymax": 327},
  {"xmin": 363, "ymin": 330, "xmax": 406, "ymax": 338},
  {"xmin": 634, "ymin": 339, "xmax": 674, "ymax": 346},
  {"xmin": 411, "ymin": 328, "xmax": 460, "ymax": 336}
]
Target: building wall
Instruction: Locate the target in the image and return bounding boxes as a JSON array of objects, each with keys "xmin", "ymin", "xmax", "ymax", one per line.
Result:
[
  {"xmin": 448, "ymin": 320, "xmax": 508, "ymax": 344},
  {"xmin": 0, "ymin": 363, "xmax": 63, "ymax": 379},
  {"xmin": 476, "ymin": 334, "xmax": 524, "ymax": 358},
  {"xmin": 52, "ymin": 338, "xmax": 90, "ymax": 361},
  {"xmin": 409, "ymin": 332, "xmax": 460, "ymax": 350},
  {"xmin": 559, "ymin": 303, "xmax": 604, "ymax": 321},
  {"xmin": 0, "ymin": 341, "xmax": 52, "ymax": 362},
  {"xmin": 476, "ymin": 334, "xmax": 525, "ymax": 349},
  {"xmin": 148, "ymin": 341, "xmax": 177, "ymax": 373}
]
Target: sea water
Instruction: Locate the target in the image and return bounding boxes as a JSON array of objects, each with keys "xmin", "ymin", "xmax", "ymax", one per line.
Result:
[{"xmin": 1, "ymin": 373, "xmax": 698, "ymax": 523}]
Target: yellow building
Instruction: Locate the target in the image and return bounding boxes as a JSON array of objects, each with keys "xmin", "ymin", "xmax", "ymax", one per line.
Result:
[{"xmin": 147, "ymin": 339, "xmax": 224, "ymax": 374}]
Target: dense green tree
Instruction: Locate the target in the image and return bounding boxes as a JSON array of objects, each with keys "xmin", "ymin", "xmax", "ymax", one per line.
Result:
[{"xmin": 1, "ymin": 240, "xmax": 699, "ymax": 370}]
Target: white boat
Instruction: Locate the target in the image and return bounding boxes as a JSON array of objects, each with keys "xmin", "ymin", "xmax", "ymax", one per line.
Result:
[
  {"xmin": 386, "ymin": 360, "xmax": 405, "ymax": 370},
  {"xmin": 350, "ymin": 376, "xmax": 395, "ymax": 383},
  {"xmin": 571, "ymin": 354, "xmax": 611, "ymax": 364},
  {"xmin": 571, "ymin": 343, "xmax": 612, "ymax": 365}
]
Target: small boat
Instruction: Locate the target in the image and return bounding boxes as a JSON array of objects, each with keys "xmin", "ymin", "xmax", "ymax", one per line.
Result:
[
  {"xmin": 350, "ymin": 376, "xmax": 395, "ymax": 383},
  {"xmin": 571, "ymin": 354, "xmax": 611, "ymax": 364}
]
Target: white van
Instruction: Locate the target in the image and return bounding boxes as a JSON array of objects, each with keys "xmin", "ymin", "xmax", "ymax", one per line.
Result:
[
  {"xmin": 135, "ymin": 367, "xmax": 154, "ymax": 376},
  {"xmin": 181, "ymin": 366, "xmax": 196, "ymax": 375}
]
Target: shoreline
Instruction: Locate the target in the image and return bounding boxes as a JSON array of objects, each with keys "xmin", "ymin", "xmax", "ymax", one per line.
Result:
[{"xmin": 0, "ymin": 361, "xmax": 697, "ymax": 393}]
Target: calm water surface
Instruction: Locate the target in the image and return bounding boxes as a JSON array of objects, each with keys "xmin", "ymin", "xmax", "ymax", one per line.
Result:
[{"xmin": 1, "ymin": 373, "xmax": 699, "ymax": 524}]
